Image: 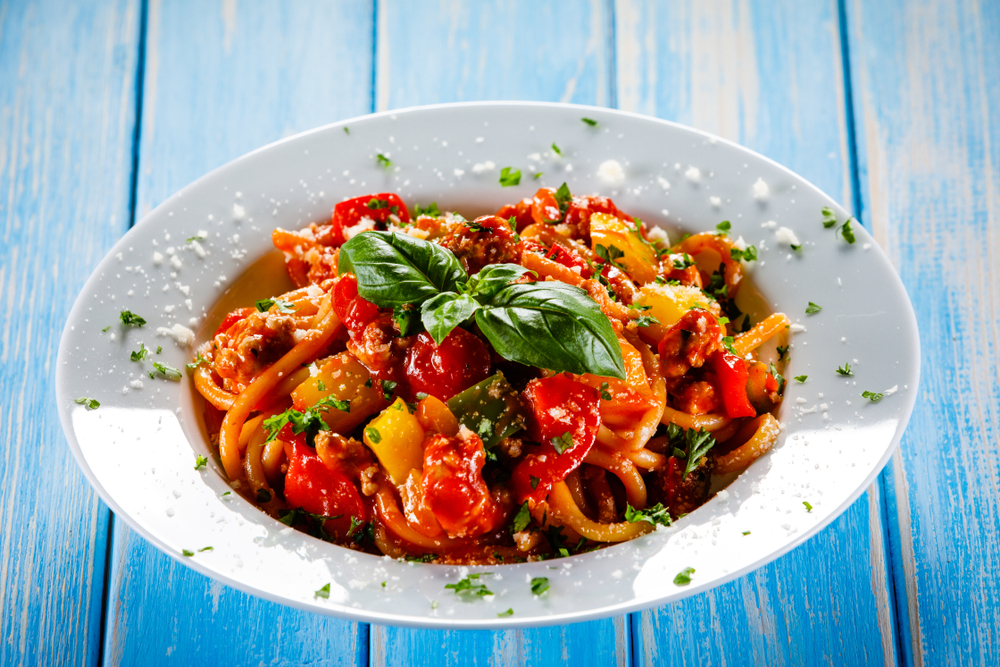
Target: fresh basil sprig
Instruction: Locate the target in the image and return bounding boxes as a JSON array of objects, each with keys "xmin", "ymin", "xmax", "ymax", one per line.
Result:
[
  {"xmin": 338, "ymin": 231, "xmax": 466, "ymax": 306},
  {"xmin": 338, "ymin": 232, "xmax": 625, "ymax": 379}
]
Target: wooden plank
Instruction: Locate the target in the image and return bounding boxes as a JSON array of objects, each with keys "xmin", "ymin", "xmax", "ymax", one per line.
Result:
[
  {"xmin": 614, "ymin": 1, "xmax": 902, "ymax": 664},
  {"xmin": 846, "ymin": 1, "xmax": 1000, "ymax": 665},
  {"xmin": 0, "ymin": 2, "xmax": 140, "ymax": 666},
  {"xmin": 103, "ymin": 2, "xmax": 375, "ymax": 664},
  {"xmin": 371, "ymin": 2, "xmax": 629, "ymax": 666}
]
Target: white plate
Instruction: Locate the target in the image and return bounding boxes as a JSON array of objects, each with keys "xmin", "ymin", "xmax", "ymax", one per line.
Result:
[{"xmin": 56, "ymin": 102, "xmax": 919, "ymax": 628}]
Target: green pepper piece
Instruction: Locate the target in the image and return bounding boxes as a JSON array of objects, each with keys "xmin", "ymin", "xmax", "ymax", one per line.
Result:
[{"xmin": 446, "ymin": 371, "xmax": 526, "ymax": 449}]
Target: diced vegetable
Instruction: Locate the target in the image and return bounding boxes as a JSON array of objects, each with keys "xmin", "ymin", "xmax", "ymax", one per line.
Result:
[
  {"xmin": 363, "ymin": 398, "xmax": 425, "ymax": 484},
  {"xmin": 415, "ymin": 395, "xmax": 460, "ymax": 436},
  {"xmin": 284, "ymin": 441, "xmax": 366, "ymax": 536},
  {"xmin": 633, "ymin": 282, "xmax": 715, "ymax": 343},
  {"xmin": 710, "ymin": 350, "xmax": 756, "ymax": 418},
  {"xmin": 446, "ymin": 372, "xmax": 526, "ymax": 449},
  {"xmin": 578, "ymin": 336, "xmax": 656, "ymax": 426},
  {"xmin": 291, "ymin": 352, "xmax": 388, "ymax": 434},
  {"xmin": 589, "ymin": 212, "xmax": 658, "ymax": 284}
]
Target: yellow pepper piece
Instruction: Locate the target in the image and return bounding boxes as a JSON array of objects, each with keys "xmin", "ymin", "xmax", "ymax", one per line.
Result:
[
  {"xmin": 590, "ymin": 212, "xmax": 658, "ymax": 284},
  {"xmin": 633, "ymin": 282, "xmax": 716, "ymax": 341},
  {"xmin": 363, "ymin": 398, "xmax": 425, "ymax": 484},
  {"xmin": 291, "ymin": 352, "xmax": 387, "ymax": 435}
]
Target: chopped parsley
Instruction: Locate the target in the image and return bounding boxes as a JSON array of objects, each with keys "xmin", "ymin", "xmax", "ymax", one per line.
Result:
[
  {"xmin": 794, "ymin": 375, "xmax": 808, "ymax": 383},
  {"xmin": 530, "ymin": 475, "xmax": 540, "ymax": 490},
  {"xmin": 634, "ymin": 315, "xmax": 660, "ymax": 328},
  {"xmin": 102, "ymin": 326, "xmax": 110, "ymax": 332},
  {"xmin": 119, "ymin": 310, "xmax": 146, "ymax": 327},
  {"xmin": 530, "ymin": 577, "xmax": 550, "ymax": 595},
  {"xmin": 445, "ymin": 573, "xmax": 493, "ymax": 597},
  {"xmin": 255, "ymin": 297, "xmax": 296, "ymax": 313},
  {"xmin": 672, "ymin": 253, "xmax": 694, "ymax": 270},
  {"xmin": 551, "ymin": 431, "xmax": 574, "ymax": 454},
  {"xmin": 499, "ymin": 166, "xmax": 521, "ymax": 187},
  {"xmin": 194, "ymin": 454, "xmax": 208, "ymax": 470},
  {"xmin": 263, "ymin": 395, "xmax": 351, "ymax": 443},
  {"xmin": 624, "ymin": 502, "xmax": 672, "ymax": 527},
  {"xmin": 803, "ymin": 501, "xmax": 814, "ymax": 512},
  {"xmin": 721, "ymin": 335, "xmax": 738, "ymax": 356},
  {"xmin": 256, "ymin": 488, "xmax": 271, "ymax": 503},
  {"xmin": 770, "ymin": 362, "xmax": 786, "ymax": 393},
  {"xmin": 497, "ymin": 608, "xmax": 514, "ymax": 617},
  {"xmin": 730, "ymin": 245, "xmax": 758, "ymax": 262},
  {"xmin": 599, "ymin": 382, "xmax": 612, "ymax": 401},
  {"xmin": 511, "ymin": 501, "xmax": 531, "ymax": 533},
  {"xmin": 366, "ymin": 197, "xmax": 390, "ymax": 210},
  {"xmin": 376, "ymin": 153, "xmax": 392, "ymax": 169},
  {"xmin": 156, "ymin": 346, "xmax": 162, "ymax": 354},
  {"xmin": 463, "ymin": 218, "xmax": 494, "ymax": 234},
  {"xmin": 315, "ymin": 583, "xmax": 331, "ymax": 599},
  {"xmin": 715, "ymin": 220, "xmax": 731, "ymax": 235},
  {"xmin": 186, "ymin": 353, "xmax": 209, "ymax": 371},
  {"xmin": 414, "ymin": 202, "xmax": 441, "ymax": 217},
  {"xmin": 595, "ymin": 243, "xmax": 626, "ymax": 268},
  {"xmin": 862, "ymin": 390, "xmax": 884, "ymax": 402},
  {"xmin": 381, "ymin": 379, "xmax": 397, "ymax": 401},
  {"xmin": 742, "ymin": 530, "xmax": 751, "ymax": 536},
  {"xmin": 822, "ymin": 207, "xmax": 857, "ymax": 243},
  {"xmin": 805, "ymin": 301, "xmax": 823, "ymax": 314},
  {"xmin": 776, "ymin": 345, "xmax": 789, "ymax": 361},
  {"xmin": 152, "ymin": 362, "xmax": 182, "ymax": 381},
  {"xmin": 130, "ymin": 343, "xmax": 149, "ymax": 362},
  {"xmin": 836, "ymin": 362, "xmax": 854, "ymax": 377},
  {"xmin": 666, "ymin": 425, "xmax": 718, "ymax": 480},
  {"xmin": 673, "ymin": 567, "xmax": 695, "ymax": 586},
  {"xmin": 581, "ymin": 117, "xmax": 598, "ymax": 126},
  {"xmin": 365, "ymin": 427, "xmax": 382, "ymax": 444},
  {"xmin": 343, "ymin": 126, "xmax": 350, "ymax": 134},
  {"xmin": 551, "ymin": 142, "xmax": 563, "ymax": 156},
  {"xmin": 198, "ymin": 546, "xmax": 213, "ymax": 552},
  {"xmin": 533, "ymin": 172, "xmax": 543, "ymax": 180},
  {"xmin": 821, "ymin": 206, "xmax": 838, "ymax": 228},
  {"xmin": 553, "ymin": 182, "xmax": 572, "ymax": 217},
  {"xmin": 186, "ymin": 235, "xmax": 204, "ymax": 243},
  {"xmin": 74, "ymin": 397, "xmax": 100, "ymax": 410},
  {"xmin": 182, "ymin": 549, "xmax": 194, "ymax": 557},
  {"xmin": 317, "ymin": 379, "xmax": 326, "ymax": 392}
]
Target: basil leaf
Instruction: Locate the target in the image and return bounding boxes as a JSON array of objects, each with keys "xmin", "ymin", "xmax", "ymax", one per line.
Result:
[
  {"xmin": 476, "ymin": 282, "xmax": 625, "ymax": 379},
  {"xmin": 420, "ymin": 292, "xmax": 481, "ymax": 344},
  {"xmin": 466, "ymin": 263, "xmax": 534, "ymax": 301},
  {"xmin": 338, "ymin": 231, "xmax": 466, "ymax": 307}
]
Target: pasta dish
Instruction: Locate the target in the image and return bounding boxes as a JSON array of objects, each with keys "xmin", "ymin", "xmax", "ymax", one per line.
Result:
[{"xmin": 191, "ymin": 185, "xmax": 788, "ymax": 564}]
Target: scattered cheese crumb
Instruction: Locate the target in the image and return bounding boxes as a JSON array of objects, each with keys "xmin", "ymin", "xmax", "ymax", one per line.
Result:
[
  {"xmin": 453, "ymin": 168, "xmax": 465, "ymax": 177},
  {"xmin": 762, "ymin": 220, "xmax": 777, "ymax": 229},
  {"xmin": 885, "ymin": 384, "xmax": 899, "ymax": 396},
  {"xmin": 657, "ymin": 176, "xmax": 671, "ymax": 190},
  {"xmin": 153, "ymin": 252, "xmax": 164, "ymax": 265},
  {"xmin": 710, "ymin": 196, "xmax": 721, "ymax": 207},
  {"xmin": 233, "ymin": 203, "xmax": 246, "ymax": 220},
  {"xmin": 471, "ymin": 161, "xmax": 496, "ymax": 174},
  {"xmin": 752, "ymin": 178, "xmax": 769, "ymax": 200},
  {"xmin": 684, "ymin": 166, "xmax": 701, "ymax": 182},
  {"xmin": 597, "ymin": 159, "xmax": 625, "ymax": 186},
  {"xmin": 775, "ymin": 226, "xmax": 800, "ymax": 247},
  {"xmin": 130, "ymin": 379, "xmax": 144, "ymax": 389},
  {"xmin": 157, "ymin": 323, "xmax": 195, "ymax": 347},
  {"xmin": 790, "ymin": 323, "xmax": 807, "ymax": 333}
]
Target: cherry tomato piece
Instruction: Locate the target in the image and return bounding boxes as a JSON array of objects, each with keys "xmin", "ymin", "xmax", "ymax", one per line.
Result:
[
  {"xmin": 213, "ymin": 307, "xmax": 255, "ymax": 338},
  {"xmin": 510, "ymin": 374, "xmax": 601, "ymax": 505},
  {"xmin": 421, "ymin": 431, "xmax": 500, "ymax": 538},
  {"xmin": 283, "ymin": 441, "xmax": 366, "ymax": 537},
  {"xmin": 403, "ymin": 329, "xmax": 491, "ymax": 402},
  {"xmin": 531, "ymin": 187, "xmax": 563, "ymax": 224},
  {"xmin": 333, "ymin": 273, "xmax": 381, "ymax": 336},
  {"xmin": 331, "ymin": 193, "xmax": 411, "ymax": 244},
  {"xmin": 495, "ymin": 197, "xmax": 534, "ymax": 232},
  {"xmin": 709, "ymin": 350, "xmax": 756, "ymax": 418}
]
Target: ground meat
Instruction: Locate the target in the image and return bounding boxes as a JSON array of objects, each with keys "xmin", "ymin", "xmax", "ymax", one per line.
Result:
[
  {"xmin": 667, "ymin": 375, "xmax": 722, "ymax": 415},
  {"xmin": 438, "ymin": 215, "xmax": 521, "ymax": 275},
  {"xmin": 647, "ymin": 455, "xmax": 713, "ymax": 517},
  {"xmin": 314, "ymin": 431, "xmax": 375, "ymax": 484},
  {"xmin": 658, "ymin": 309, "xmax": 723, "ymax": 378},
  {"xmin": 212, "ymin": 311, "xmax": 298, "ymax": 390},
  {"xmin": 273, "ymin": 225, "xmax": 340, "ymax": 287}
]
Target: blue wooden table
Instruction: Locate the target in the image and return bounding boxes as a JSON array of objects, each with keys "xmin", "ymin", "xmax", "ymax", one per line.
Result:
[{"xmin": 2, "ymin": 1, "xmax": 997, "ymax": 665}]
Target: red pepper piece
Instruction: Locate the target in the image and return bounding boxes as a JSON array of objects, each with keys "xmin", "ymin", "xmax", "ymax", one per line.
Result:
[
  {"xmin": 330, "ymin": 192, "xmax": 411, "ymax": 245},
  {"xmin": 283, "ymin": 441, "xmax": 366, "ymax": 537},
  {"xmin": 510, "ymin": 374, "xmax": 601, "ymax": 505},
  {"xmin": 709, "ymin": 350, "xmax": 757, "ymax": 418},
  {"xmin": 333, "ymin": 273, "xmax": 381, "ymax": 337}
]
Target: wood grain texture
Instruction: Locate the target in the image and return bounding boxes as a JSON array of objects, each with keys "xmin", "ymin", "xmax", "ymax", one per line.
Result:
[
  {"xmin": 103, "ymin": 2, "xmax": 374, "ymax": 665},
  {"xmin": 0, "ymin": 2, "xmax": 140, "ymax": 665},
  {"xmin": 615, "ymin": 1, "xmax": 901, "ymax": 664},
  {"xmin": 370, "ymin": 2, "xmax": 629, "ymax": 664},
  {"xmin": 847, "ymin": 0, "xmax": 1000, "ymax": 665}
]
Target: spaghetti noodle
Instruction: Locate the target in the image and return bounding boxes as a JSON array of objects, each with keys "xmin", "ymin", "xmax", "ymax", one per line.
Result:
[{"xmin": 191, "ymin": 186, "xmax": 788, "ymax": 564}]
